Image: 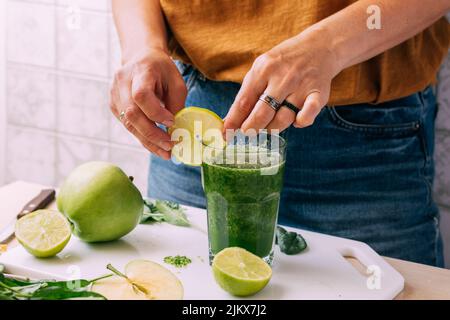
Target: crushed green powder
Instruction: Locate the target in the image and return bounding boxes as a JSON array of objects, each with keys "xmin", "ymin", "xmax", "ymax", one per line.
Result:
[{"xmin": 163, "ymin": 255, "xmax": 192, "ymax": 268}]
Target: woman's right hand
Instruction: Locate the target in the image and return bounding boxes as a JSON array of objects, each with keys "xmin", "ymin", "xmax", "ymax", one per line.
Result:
[{"xmin": 110, "ymin": 48, "xmax": 187, "ymax": 159}]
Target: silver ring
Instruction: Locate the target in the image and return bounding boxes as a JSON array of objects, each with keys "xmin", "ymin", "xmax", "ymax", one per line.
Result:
[
  {"xmin": 258, "ymin": 94, "xmax": 282, "ymax": 111},
  {"xmin": 282, "ymin": 100, "xmax": 300, "ymax": 113},
  {"xmin": 119, "ymin": 111, "xmax": 126, "ymax": 122}
]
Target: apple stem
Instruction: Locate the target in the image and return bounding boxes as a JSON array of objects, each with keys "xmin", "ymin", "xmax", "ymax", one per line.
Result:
[
  {"xmin": 106, "ymin": 263, "xmax": 128, "ymax": 280},
  {"xmin": 90, "ymin": 273, "xmax": 113, "ymax": 284},
  {"xmin": 106, "ymin": 263, "xmax": 151, "ymax": 296},
  {"xmin": 129, "ymin": 176, "xmax": 134, "ymax": 182}
]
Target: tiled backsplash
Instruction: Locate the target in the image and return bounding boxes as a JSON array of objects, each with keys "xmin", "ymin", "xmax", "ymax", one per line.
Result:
[
  {"xmin": 3, "ymin": 0, "xmax": 148, "ymax": 193},
  {"xmin": 1, "ymin": 0, "xmax": 450, "ymax": 266}
]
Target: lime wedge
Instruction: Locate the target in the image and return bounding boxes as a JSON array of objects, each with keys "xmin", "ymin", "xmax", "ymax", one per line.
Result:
[
  {"xmin": 15, "ymin": 210, "xmax": 71, "ymax": 258},
  {"xmin": 212, "ymin": 247, "xmax": 272, "ymax": 297},
  {"xmin": 168, "ymin": 107, "xmax": 224, "ymax": 166}
]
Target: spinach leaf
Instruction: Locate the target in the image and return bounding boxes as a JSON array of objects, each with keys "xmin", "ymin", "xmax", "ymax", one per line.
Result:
[
  {"xmin": 276, "ymin": 226, "xmax": 307, "ymax": 255},
  {"xmin": 140, "ymin": 198, "xmax": 190, "ymax": 227}
]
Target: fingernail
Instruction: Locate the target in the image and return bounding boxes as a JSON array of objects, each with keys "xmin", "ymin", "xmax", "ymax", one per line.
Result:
[
  {"xmin": 163, "ymin": 119, "xmax": 174, "ymax": 127},
  {"xmin": 161, "ymin": 141, "xmax": 173, "ymax": 151}
]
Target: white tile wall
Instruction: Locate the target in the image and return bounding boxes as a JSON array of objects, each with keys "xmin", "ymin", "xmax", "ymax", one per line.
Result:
[
  {"xmin": 437, "ymin": 56, "xmax": 450, "ymax": 132},
  {"xmin": 109, "ymin": 16, "xmax": 122, "ymax": 78},
  {"xmin": 7, "ymin": 1, "xmax": 55, "ymax": 67},
  {"xmin": 0, "ymin": 0, "xmax": 7, "ymax": 185},
  {"xmin": 435, "ymin": 134, "xmax": 450, "ymax": 207},
  {"xmin": 57, "ymin": 0, "xmax": 109, "ymax": 11},
  {"xmin": 3, "ymin": 0, "xmax": 149, "ymax": 196},
  {"xmin": 6, "ymin": 126, "xmax": 56, "ymax": 186},
  {"xmin": 436, "ymin": 50, "xmax": 450, "ymax": 268},
  {"xmin": 56, "ymin": 75, "xmax": 109, "ymax": 140},
  {"xmin": 7, "ymin": 66, "xmax": 56, "ymax": 130},
  {"xmin": 56, "ymin": 136, "xmax": 109, "ymax": 185},
  {"xmin": 109, "ymin": 146, "xmax": 149, "ymax": 194},
  {"xmin": 56, "ymin": 7, "xmax": 109, "ymax": 77}
]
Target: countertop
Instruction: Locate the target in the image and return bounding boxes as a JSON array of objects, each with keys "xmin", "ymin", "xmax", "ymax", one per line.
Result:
[{"xmin": 1, "ymin": 181, "xmax": 450, "ymax": 300}]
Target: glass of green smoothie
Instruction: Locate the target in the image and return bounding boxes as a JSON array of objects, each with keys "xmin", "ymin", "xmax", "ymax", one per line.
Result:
[{"xmin": 201, "ymin": 131, "xmax": 286, "ymax": 266}]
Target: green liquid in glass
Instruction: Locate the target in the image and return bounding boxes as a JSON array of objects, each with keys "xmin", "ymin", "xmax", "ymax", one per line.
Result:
[{"xmin": 202, "ymin": 152, "xmax": 285, "ymax": 263}]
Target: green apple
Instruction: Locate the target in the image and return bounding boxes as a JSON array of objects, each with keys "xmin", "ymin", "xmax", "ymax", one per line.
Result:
[{"xmin": 57, "ymin": 161, "xmax": 143, "ymax": 242}]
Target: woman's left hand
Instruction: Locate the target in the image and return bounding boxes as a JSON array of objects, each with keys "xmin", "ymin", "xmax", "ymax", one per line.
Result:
[{"xmin": 224, "ymin": 27, "xmax": 342, "ymax": 133}]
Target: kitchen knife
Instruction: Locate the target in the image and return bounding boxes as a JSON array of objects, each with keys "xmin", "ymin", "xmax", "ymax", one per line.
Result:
[{"xmin": 0, "ymin": 189, "xmax": 56, "ymax": 245}]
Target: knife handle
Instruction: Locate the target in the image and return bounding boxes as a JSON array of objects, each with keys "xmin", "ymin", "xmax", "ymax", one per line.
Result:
[{"xmin": 17, "ymin": 189, "xmax": 56, "ymax": 219}]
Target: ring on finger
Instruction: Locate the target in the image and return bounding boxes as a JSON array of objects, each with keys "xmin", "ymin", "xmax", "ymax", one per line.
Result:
[
  {"xmin": 119, "ymin": 110, "xmax": 126, "ymax": 122},
  {"xmin": 281, "ymin": 100, "xmax": 301, "ymax": 113},
  {"xmin": 258, "ymin": 94, "xmax": 282, "ymax": 111}
]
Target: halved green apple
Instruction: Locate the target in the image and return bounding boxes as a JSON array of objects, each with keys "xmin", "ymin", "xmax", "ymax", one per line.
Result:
[{"xmin": 91, "ymin": 260, "xmax": 183, "ymax": 300}]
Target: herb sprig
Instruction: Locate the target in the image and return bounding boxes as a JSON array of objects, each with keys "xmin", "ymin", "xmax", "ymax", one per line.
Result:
[{"xmin": 0, "ymin": 267, "xmax": 110, "ymax": 300}]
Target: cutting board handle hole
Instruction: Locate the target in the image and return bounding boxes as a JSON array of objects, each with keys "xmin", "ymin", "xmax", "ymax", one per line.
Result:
[{"xmin": 345, "ymin": 256, "xmax": 369, "ymax": 277}]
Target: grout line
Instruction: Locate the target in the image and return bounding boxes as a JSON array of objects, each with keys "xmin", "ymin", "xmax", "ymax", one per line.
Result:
[
  {"xmin": 6, "ymin": 61, "xmax": 112, "ymax": 83},
  {"xmin": 7, "ymin": 124, "xmax": 147, "ymax": 153},
  {"xmin": 438, "ymin": 203, "xmax": 450, "ymax": 213},
  {"xmin": 436, "ymin": 129, "xmax": 450, "ymax": 135},
  {"xmin": 11, "ymin": 0, "xmax": 113, "ymax": 15}
]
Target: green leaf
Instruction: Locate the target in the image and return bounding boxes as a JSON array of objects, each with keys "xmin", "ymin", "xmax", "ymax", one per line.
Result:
[
  {"xmin": 30, "ymin": 285, "xmax": 105, "ymax": 300},
  {"xmin": 140, "ymin": 200, "xmax": 165, "ymax": 223},
  {"xmin": 155, "ymin": 200, "xmax": 190, "ymax": 227},
  {"xmin": 276, "ymin": 226, "xmax": 307, "ymax": 255},
  {"xmin": 140, "ymin": 198, "xmax": 190, "ymax": 226},
  {"xmin": 0, "ymin": 270, "xmax": 106, "ymax": 300}
]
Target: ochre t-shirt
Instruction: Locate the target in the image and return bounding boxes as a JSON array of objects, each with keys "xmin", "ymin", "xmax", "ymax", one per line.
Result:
[{"xmin": 160, "ymin": 0, "xmax": 450, "ymax": 105}]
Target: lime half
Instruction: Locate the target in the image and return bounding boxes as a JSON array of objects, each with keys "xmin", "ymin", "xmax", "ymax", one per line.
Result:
[
  {"xmin": 168, "ymin": 107, "xmax": 224, "ymax": 166},
  {"xmin": 15, "ymin": 210, "xmax": 71, "ymax": 258},
  {"xmin": 212, "ymin": 247, "xmax": 272, "ymax": 297}
]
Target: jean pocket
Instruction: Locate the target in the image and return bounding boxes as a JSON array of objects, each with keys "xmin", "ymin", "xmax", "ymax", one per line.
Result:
[{"xmin": 327, "ymin": 100, "xmax": 423, "ymax": 138}]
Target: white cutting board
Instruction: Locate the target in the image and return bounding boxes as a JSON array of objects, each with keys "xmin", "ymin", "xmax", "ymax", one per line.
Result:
[{"xmin": 0, "ymin": 206, "xmax": 404, "ymax": 300}]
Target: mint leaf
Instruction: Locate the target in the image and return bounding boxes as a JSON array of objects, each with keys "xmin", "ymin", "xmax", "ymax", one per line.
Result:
[
  {"xmin": 155, "ymin": 200, "xmax": 190, "ymax": 227},
  {"xmin": 140, "ymin": 199, "xmax": 190, "ymax": 227},
  {"xmin": 140, "ymin": 199, "xmax": 165, "ymax": 223}
]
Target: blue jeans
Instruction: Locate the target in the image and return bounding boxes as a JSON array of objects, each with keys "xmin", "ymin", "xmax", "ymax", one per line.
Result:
[{"xmin": 148, "ymin": 62, "xmax": 443, "ymax": 267}]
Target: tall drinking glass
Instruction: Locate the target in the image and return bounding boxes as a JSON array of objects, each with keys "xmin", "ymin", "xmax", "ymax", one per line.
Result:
[{"xmin": 201, "ymin": 131, "xmax": 286, "ymax": 265}]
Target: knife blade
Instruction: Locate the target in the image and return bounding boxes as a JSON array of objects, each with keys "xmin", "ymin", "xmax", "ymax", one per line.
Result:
[{"xmin": 0, "ymin": 189, "xmax": 56, "ymax": 245}]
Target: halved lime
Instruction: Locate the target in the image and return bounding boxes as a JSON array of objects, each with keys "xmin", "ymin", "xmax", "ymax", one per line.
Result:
[
  {"xmin": 15, "ymin": 210, "xmax": 71, "ymax": 258},
  {"xmin": 212, "ymin": 247, "xmax": 272, "ymax": 297},
  {"xmin": 168, "ymin": 107, "xmax": 224, "ymax": 166}
]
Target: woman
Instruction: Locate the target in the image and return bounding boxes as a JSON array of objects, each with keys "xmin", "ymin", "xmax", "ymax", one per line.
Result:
[{"xmin": 110, "ymin": 0, "xmax": 450, "ymax": 266}]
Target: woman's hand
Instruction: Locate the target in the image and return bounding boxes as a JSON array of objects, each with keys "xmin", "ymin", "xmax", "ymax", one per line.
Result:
[
  {"xmin": 224, "ymin": 27, "xmax": 341, "ymax": 133},
  {"xmin": 110, "ymin": 48, "xmax": 187, "ymax": 159}
]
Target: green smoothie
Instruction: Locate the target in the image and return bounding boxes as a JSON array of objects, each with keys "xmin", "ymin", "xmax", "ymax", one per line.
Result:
[{"xmin": 202, "ymin": 147, "xmax": 285, "ymax": 264}]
